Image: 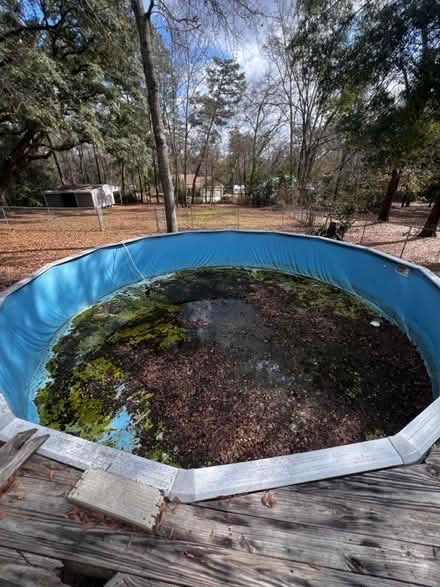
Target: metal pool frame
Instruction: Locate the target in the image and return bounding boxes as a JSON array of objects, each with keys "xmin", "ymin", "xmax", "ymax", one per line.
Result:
[{"xmin": 1, "ymin": 231, "xmax": 439, "ymax": 502}]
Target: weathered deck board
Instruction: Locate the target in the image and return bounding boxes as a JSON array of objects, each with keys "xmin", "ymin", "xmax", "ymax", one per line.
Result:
[
  {"xmin": 0, "ymin": 429, "xmax": 49, "ymax": 489},
  {"xmin": 0, "ymin": 473, "xmax": 77, "ymax": 516},
  {"xmin": 68, "ymin": 470, "xmax": 163, "ymax": 532},
  {"xmin": 106, "ymin": 573, "xmax": 180, "ymax": 586},
  {"xmin": 0, "ymin": 551, "xmax": 65, "ymax": 587},
  {"xmin": 161, "ymin": 500, "xmax": 439, "ymax": 585},
  {"xmin": 425, "ymin": 448, "xmax": 440, "ymax": 468},
  {"xmin": 0, "ymin": 449, "xmax": 439, "ymax": 585},
  {"xmin": 0, "ymin": 513, "xmax": 421, "ymax": 587},
  {"xmin": 198, "ymin": 465, "xmax": 440, "ymax": 546},
  {"xmin": 0, "ymin": 483, "xmax": 434, "ymax": 586},
  {"xmin": 0, "ymin": 563, "xmax": 66, "ymax": 587},
  {"xmin": 18, "ymin": 452, "xmax": 82, "ymax": 486},
  {"xmin": 278, "ymin": 464, "xmax": 440, "ymax": 506}
]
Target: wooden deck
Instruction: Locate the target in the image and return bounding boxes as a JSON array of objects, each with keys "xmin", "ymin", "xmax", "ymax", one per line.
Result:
[{"xmin": 2, "ymin": 448, "xmax": 440, "ymax": 586}]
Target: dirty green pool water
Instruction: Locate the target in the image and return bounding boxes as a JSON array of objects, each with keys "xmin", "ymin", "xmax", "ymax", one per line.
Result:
[{"xmin": 32, "ymin": 268, "xmax": 431, "ymax": 467}]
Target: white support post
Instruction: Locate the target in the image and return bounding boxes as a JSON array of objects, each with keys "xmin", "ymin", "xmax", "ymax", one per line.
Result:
[{"xmin": 96, "ymin": 206, "xmax": 104, "ymax": 232}]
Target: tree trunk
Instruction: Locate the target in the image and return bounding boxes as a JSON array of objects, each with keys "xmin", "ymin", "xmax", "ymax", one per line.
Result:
[
  {"xmin": 183, "ymin": 87, "xmax": 190, "ymax": 208},
  {"xmin": 93, "ymin": 144, "xmax": 103, "ymax": 184},
  {"xmin": 64, "ymin": 151, "xmax": 75, "ymax": 184},
  {"xmin": 78, "ymin": 146, "xmax": 86, "ymax": 183},
  {"xmin": 378, "ymin": 169, "xmax": 400, "ymax": 222},
  {"xmin": 130, "ymin": 170, "xmax": 137, "ymax": 200},
  {"xmin": 69, "ymin": 150, "xmax": 78, "ymax": 183},
  {"xmin": 419, "ymin": 187, "xmax": 440, "ymax": 237},
  {"xmin": 151, "ymin": 149, "xmax": 160, "ymax": 204},
  {"xmin": 0, "ymin": 129, "xmax": 38, "ymax": 204},
  {"xmin": 131, "ymin": 0, "xmax": 177, "ymax": 232},
  {"xmin": 333, "ymin": 149, "xmax": 349, "ymax": 201},
  {"xmin": 47, "ymin": 135, "xmax": 64, "ymax": 184},
  {"xmin": 192, "ymin": 111, "xmax": 217, "ymax": 204},
  {"xmin": 138, "ymin": 170, "xmax": 145, "ymax": 203},
  {"xmin": 120, "ymin": 160, "xmax": 125, "ymax": 203}
]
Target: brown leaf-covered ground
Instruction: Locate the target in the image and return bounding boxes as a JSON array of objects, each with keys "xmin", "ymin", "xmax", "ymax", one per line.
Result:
[{"xmin": 1, "ymin": 202, "xmax": 439, "ymax": 292}]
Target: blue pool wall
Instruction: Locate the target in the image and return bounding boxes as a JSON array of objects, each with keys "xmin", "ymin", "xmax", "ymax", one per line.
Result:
[{"xmin": 0, "ymin": 230, "xmax": 439, "ymax": 420}]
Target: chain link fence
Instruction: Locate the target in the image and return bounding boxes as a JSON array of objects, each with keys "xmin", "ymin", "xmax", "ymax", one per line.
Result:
[
  {"xmin": 2, "ymin": 203, "xmax": 439, "ymax": 273},
  {"xmin": 0, "ymin": 206, "xmax": 105, "ymax": 232}
]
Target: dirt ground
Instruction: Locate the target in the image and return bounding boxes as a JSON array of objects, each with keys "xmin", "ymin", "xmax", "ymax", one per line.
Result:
[
  {"xmin": 36, "ymin": 269, "xmax": 432, "ymax": 467},
  {"xmin": 1, "ymin": 202, "xmax": 439, "ymax": 292}
]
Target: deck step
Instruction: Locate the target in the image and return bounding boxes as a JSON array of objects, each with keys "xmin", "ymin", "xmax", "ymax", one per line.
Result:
[{"xmin": 68, "ymin": 470, "xmax": 163, "ymax": 532}]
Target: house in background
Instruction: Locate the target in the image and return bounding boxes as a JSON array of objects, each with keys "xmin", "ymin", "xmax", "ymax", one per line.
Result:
[
  {"xmin": 225, "ymin": 184, "xmax": 246, "ymax": 195},
  {"xmin": 224, "ymin": 184, "xmax": 246, "ymax": 201},
  {"xmin": 43, "ymin": 184, "xmax": 119, "ymax": 208},
  {"xmin": 176, "ymin": 175, "xmax": 224, "ymax": 203}
]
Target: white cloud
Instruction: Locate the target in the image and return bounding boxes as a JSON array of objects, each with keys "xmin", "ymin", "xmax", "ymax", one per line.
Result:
[{"xmin": 234, "ymin": 39, "xmax": 269, "ymax": 83}]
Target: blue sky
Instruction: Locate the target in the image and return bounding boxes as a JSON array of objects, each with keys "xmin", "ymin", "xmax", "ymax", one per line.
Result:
[{"xmin": 152, "ymin": 0, "xmax": 274, "ymax": 84}]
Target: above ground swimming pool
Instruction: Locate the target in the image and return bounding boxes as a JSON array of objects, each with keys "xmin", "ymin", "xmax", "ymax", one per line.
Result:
[{"xmin": 0, "ymin": 231, "xmax": 439, "ymax": 502}]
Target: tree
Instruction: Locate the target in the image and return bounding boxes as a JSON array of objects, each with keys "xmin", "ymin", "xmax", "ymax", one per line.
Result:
[
  {"xmin": 264, "ymin": 0, "xmax": 355, "ymax": 205},
  {"xmin": 0, "ymin": 0, "xmax": 144, "ymax": 204},
  {"xmin": 131, "ymin": 0, "xmax": 177, "ymax": 231},
  {"xmin": 420, "ymin": 178, "xmax": 440, "ymax": 237},
  {"xmin": 242, "ymin": 76, "xmax": 283, "ymax": 202},
  {"xmin": 226, "ymin": 129, "xmax": 252, "ymax": 189},
  {"xmin": 342, "ymin": 0, "xmax": 440, "ymax": 223},
  {"xmin": 190, "ymin": 57, "xmax": 246, "ymax": 201},
  {"xmin": 130, "ymin": 0, "xmax": 260, "ymax": 227},
  {"xmin": 165, "ymin": 14, "xmax": 211, "ymax": 206}
]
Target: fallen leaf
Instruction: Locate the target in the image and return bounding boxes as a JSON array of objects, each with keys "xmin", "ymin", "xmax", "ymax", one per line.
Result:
[
  {"xmin": 262, "ymin": 491, "xmax": 277, "ymax": 508},
  {"xmin": 154, "ymin": 501, "xmax": 167, "ymax": 535},
  {"xmin": 0, "ymin": 476, "xmax": 17, "ymax": 496},
  {"xmin": 184, "ymin": 551, "xmax": 194, "ymax": 559}
]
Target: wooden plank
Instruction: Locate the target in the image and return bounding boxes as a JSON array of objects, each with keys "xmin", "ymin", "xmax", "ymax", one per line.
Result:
[
  {"xmin": 201, "ymin": 490, "xmax": 440, "ymax": 545},
  {"xmin": 3, "ymin": 478, "xmax": 438, "ymax": 587},
  {"xmin": 0, "ymin": 429, "xmax": 49, "ymax": 489},
  {"xmin": 197, "ymin": 467, "xmax": 440, "ymax": 546},
  {"xmin": 277, "ymin": 464, "xmax": 440, "ymax": 506},
  {"xmin": 0, "ymin": 550, "xmax": 65, "ymax": 587},
  {"xmin": 106, "ymin": 573, "xmax": 179, "ymax": 586},
  {"xmin": 18, "ymin": 552, "xmax": 63, "ymax": 573},
  {"xmin": 105, "ymin": 576, "xmax": 126, "ymax": 587},
  {"xmin": 0, "ymin": 563, "xmax": 66, "ymax": 586},
  {"xmin": 0, "ymin": 473, "xmax": 75, "ymax": 517},
  {"xmin": 0, "ymin": 508, "xmax": 418, "ymax": 586},
  {"xmin": 68, "ymin": 470, "xmax": 163, "ymax": 532},
  {"xmin": 160, "ymin": 500, "xmax": 440, "ymax": 586},
  {"xmin": 425, "ymin": 447, "xmax": 440, "ymax": 468},
  {"xmin": 18, "ymin": 452, "xmax": 82, "ymax": 487}
]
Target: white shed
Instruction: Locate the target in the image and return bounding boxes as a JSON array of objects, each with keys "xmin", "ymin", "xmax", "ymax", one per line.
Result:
[{"xmin": 43, "ymin": 184, "xmax": 119, "ymax": 208}]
